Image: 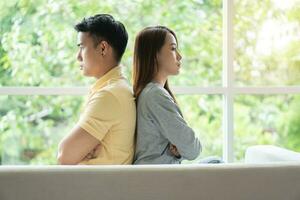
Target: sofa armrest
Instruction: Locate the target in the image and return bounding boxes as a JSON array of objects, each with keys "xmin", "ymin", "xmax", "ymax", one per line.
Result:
[{"xmin": 245, "ymin": 145, "xmax": 300, "ymax": 163}]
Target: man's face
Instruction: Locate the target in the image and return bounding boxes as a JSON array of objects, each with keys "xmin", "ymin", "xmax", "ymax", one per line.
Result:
[{"xmin": 76, "ymin": 32, "xmax": 102, "ymax": 77}]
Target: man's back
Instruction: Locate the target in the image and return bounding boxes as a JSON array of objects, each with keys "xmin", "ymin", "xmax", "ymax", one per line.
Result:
[
  {"xmin": 57, "ymin": 14, "xmax": 133, "ymax": 165},
  {"xmin": 78, "ymin": 66, "xmax": 136, "ymax": 164}
]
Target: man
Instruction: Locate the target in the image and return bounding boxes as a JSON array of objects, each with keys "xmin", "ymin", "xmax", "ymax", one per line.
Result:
[{"xmin": 57, "ymin": 14, "xmax": 136, "ymax": 165}]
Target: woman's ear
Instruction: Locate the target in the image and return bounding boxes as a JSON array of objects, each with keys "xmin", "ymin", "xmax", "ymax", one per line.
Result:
[
  {"xmin": 156, "ymin": 50, "xmax": 163, "ymax": 67},
  {"xmin": 154, "ymin": 56, "xmax": 160, "ymax": 74},
  {"xmin": 155, "ymin": 52, "xmax": 161, "ymax": 65}
]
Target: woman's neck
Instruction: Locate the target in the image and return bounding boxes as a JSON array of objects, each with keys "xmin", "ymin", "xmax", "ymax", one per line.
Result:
[{"xmin": 152, "ymin": 73, "xmax": 168, "ymax": 87}]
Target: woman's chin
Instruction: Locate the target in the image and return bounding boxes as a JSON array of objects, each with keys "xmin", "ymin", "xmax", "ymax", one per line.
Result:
[{"xmin": 175, "ymin": 68, "xmax": 180, "ymax": 75}]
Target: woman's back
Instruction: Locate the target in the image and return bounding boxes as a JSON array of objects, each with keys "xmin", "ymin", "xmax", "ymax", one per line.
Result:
[{"xmin": 134, "ymin": 82, "xmax": 201, "ymax": 164}]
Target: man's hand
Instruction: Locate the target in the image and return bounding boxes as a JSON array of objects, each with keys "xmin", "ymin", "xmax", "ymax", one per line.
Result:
[
  {"xmin": 84, "ymin": 144, "xmax": 100, "ymax": 160},
  {"xmin": 57, "ymin": 125, "xmax": 100, "ymax": 165}
]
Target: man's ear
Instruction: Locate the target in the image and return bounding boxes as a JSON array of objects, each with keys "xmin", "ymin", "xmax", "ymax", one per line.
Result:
[{"xmin": 97, "ymin": 41, "xmax": 109, "ymax": 56}]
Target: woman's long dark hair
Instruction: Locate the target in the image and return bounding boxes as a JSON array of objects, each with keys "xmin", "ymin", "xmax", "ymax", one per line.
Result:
[{"xmin": 132, "ymin": 25, "xmax": 178, "ymax": 102}]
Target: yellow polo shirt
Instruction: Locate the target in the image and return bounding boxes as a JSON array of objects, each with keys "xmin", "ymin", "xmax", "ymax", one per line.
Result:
[{"xmin": 78, "ymin": 66, "xmax": 136, "ymax": 165}]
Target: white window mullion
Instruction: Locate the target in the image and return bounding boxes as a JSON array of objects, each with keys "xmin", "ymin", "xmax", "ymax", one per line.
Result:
[
  {"xmin": 0, "ymin": 87, "xmax": 88, "ymax": 96},
  {"xmin": 223, "ymin": 0, "xmax": 235, "ymax": 163},
  {"xmin": 2, "ymin": 86, "xmax": 300, "ymax": 96},
  {"xmin": 234, "ymin": 86, "xmax": 300, "ymax": 94},
  {"xmin": 172, "ymin": 86, "xmax": 225, "ymax": 95}
]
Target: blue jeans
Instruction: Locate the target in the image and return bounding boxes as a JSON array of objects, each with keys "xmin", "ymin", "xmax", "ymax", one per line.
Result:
[{"xmin": 198, "ymin": 156, "xmax": 224, "ymax": 164}]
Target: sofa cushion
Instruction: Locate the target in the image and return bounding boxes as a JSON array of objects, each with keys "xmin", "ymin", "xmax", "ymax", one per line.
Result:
[{"xmin": 245, "ymin": 145, "xmax": 300, "ymax": 163}]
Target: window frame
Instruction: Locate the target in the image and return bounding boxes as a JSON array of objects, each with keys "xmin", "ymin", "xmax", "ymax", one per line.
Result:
[{"xmin": 1, "ymin": 0, "xmax": 300, "ymax": 162}]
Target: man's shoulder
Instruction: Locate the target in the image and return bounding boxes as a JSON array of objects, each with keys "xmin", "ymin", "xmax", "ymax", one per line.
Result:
[
  {"xmin": 91, "ymin": 78, "xmax": 134, "ymax": 106},
  {"xmin": 104, "ymin": 77, "xmax": 134, "ymax": 97}
]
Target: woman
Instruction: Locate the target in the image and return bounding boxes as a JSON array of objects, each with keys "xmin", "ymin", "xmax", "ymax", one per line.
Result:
[{"xmin": 132, "ymin": 26, "xmax": 201, "ymax": 164}]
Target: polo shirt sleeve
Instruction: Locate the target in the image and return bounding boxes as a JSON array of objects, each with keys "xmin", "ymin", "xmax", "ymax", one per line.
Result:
[{"xmin": 78, "ymin": 90, "xmax": 121, "ymax": 141}]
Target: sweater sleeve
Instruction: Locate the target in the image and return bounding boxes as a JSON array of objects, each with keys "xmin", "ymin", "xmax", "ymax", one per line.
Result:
[{"xmin": 146, "ymin": 87, "xmax": 202, "ymax": 160}]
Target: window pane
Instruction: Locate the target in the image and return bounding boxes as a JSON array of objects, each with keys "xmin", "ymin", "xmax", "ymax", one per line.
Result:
[
  {"xmin": 176, "ymin": 94, "xmax": 222, "ymax": 163},
  {"xmin": 0, "ymin": 0, "xmax": 222, "ymax": 87},
  {"xmin": 235, "ymin": 0, "xmax": 300, "ymax": 86},
  {"xmin": 234, "ymin": 95, "xmax": 300, "ymax": 162},
  {"xmin": 0, "ymin": 94, "xmax": 222, "ymax": 164},
  {"xmin": 0, "ymin": 95, "xmax": 83, "ymax": 164}
]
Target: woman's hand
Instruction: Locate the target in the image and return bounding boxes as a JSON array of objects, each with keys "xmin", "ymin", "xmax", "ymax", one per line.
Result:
[{"xmin": 170, "ymin": 144, "xmax": 181, "ymax": 158}]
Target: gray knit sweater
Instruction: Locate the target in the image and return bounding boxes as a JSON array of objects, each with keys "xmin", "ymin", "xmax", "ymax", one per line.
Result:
[{"xmin": 133, "ymin": 82, "xmax": 201, "ymax": 164}]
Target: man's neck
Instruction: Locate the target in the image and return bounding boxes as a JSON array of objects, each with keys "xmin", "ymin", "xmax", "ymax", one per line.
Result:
[{"xmin": 94, "ymin": 61, "xmax": 119, "ymax": 79}]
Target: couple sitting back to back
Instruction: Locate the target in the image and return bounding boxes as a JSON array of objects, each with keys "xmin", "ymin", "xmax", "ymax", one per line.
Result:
[{"xmin": 57, "ymin": 14, "xmax": 201, "ymax": 165}]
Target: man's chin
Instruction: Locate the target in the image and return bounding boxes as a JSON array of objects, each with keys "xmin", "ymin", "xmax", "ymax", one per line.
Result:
[{"xmin": 82, "ymin": 70, "xmax": 91, "ymax": 77}]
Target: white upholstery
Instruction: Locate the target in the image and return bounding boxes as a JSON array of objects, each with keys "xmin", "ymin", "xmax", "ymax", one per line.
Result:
[
  {"xmin": 1, "ymin": 163, "xmax": 300, "ymax": 200},
  {"xmin": 245, "ymin": 145, "xmax": 300, "ymax": 163}
]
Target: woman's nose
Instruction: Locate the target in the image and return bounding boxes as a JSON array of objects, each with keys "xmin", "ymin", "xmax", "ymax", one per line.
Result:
[{"xmin": 177, "ymin": 51, "xmax": 182, "ymax": 61}]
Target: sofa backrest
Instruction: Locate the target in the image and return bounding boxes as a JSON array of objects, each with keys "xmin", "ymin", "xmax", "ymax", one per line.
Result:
[{"xmin": 0, "ymin": 163, "xmax": 300, "ymax": 200}]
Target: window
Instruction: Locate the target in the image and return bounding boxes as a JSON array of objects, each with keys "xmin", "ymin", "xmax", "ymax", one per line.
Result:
[
  {"xmin": 233, "ymin": 0, "xmax": 300, "ymax": 162},
  {"xmin": 0, "ymin": 0, "xmax": 299, "ymax": 164}
]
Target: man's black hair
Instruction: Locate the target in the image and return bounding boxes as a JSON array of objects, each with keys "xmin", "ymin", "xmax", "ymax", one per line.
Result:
[{"xmin": 75, "ymin": 14, "xmax": 128, "ymax": 63}]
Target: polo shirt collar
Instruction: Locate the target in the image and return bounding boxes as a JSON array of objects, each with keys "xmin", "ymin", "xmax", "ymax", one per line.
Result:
[{"xmin": 91, "ymin": 66, "xmax": 123, "ymax": 92}]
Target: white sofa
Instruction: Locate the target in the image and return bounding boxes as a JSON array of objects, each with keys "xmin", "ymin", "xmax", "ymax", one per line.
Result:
[
  {"xmin": 0, "ymin": 163, "xmax": 300, "ymax": 200},
  {"xmin": 0, "ymin": 145, "xmax": 299, "ymax": 200},
  {"xmin": 245, "ymin": 145, "xmax": 300, "ymax": 163}
]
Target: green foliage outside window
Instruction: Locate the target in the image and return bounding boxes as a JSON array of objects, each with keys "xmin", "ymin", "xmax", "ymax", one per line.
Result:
[{"xmin": 0, "ymin": 0, "xmax": 299, "ymax": 164}]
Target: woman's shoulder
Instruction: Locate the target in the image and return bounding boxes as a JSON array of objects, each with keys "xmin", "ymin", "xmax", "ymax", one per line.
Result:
[
  {"xmin": 139, "ymin": 82, "xmax": 174, "ymax": 105},
  {"xmin": 140, "ymin": 82, "xmax": 167, "ymax": 98}
]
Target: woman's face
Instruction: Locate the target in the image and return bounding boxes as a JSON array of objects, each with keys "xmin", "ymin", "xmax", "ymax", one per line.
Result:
[{"xmin": 156, "ymin": 32, "xmax": 182, "ymax": 76}]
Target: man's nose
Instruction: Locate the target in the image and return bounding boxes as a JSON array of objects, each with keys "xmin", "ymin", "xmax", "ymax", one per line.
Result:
[{"xmin": 77, "ymin": 50, "xmax": 82, "ymax": 62}]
